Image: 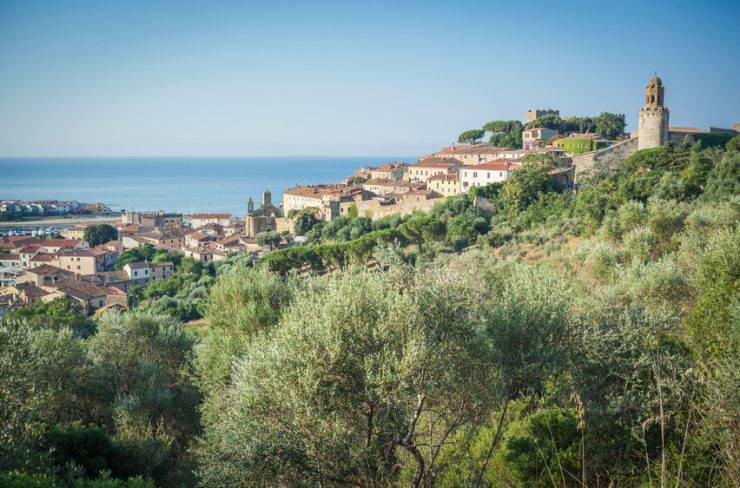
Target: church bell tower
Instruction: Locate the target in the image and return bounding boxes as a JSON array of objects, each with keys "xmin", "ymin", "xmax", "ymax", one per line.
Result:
[{"xmin": 638, "ymin": 75, "xmax": 670, "ymax": 150}]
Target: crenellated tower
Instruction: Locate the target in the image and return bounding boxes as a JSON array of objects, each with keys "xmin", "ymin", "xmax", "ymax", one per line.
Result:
[{"xmin": 638, "ymin": 75, "xmax": 670, "ymax": 150}]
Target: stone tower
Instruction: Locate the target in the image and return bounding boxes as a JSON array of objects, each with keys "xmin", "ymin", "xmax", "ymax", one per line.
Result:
[
  {"xmin": 247, "ymin": 197, "xmax": 254, "ymax": 213},
  {"xmin": 263, "ymin": 190, "xmax": 272, "ymax": 206},
  {"xmin": 638, "ymin": 76, "xmax": 670, "ymax": 150}
]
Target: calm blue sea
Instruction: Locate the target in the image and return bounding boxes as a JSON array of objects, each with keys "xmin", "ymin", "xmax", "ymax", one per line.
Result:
[{"xmin": 0, "ymin": 156, "xmax": 415, "ymax": 216}]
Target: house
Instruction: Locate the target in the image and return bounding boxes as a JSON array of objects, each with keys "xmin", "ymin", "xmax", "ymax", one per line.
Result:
[
  {"xmin": 0, "ymin": 266, "xmax": 22, "ymax": 287},
  {"xmin": 60, "ymin": 224, "xmax": 89, "ymax": 240},
  {"xmin": 522, "ymin": 127, "xmax": 559, "ymax": 150},
  {"xmin": 0, "ymin": 253, "xmax": 23, "ymax": 268},
  {"xmin": 15, "ymin": 264, "xmax": 74, "ymax": 288},
  {"xmin": 16, "ymin": 245, "xmax": 41, "ymax": 268},
  {"xmin": 49, "ymin": 281, "xmax": 107, "ymax": 315},
  {"xmin": 368, "ymin": 162, "xmax": 408, "ymax": 180},
  {"xmin": 460, "ymin": 160, "xmax": 522, "ymax": 191},
  {"xmin": 215, "ymin": 234, "xmax": 243, "ymax": 252},
  {"xmin": 0, "ymin": 282, "xmax": 51, "ymax": 308},
  {"xmin": 54, "ymin": 248, "xmax": 107, "ymax": 275},
  {"xmin": 0, "ymin": 236, "xmax": 40, "ymax": 250},
  {"xmin": 406, "ymin": 158, "xmax": 462, "ymax": 183},
  {"xmin": 282, "ymin": 184, "xmax": 373, "ymax": 220},
  {"xmin": 199, "ymin": 222, "xmax": 225, "ymax": 237},
  {"xmin": 190, "ymin": 213, "xmax": 231, "ymax": 229},
  {"xmin": 181, "ymin": 246, "xmax": 227, "ymax": 263},
  {"xmin": 52, "ymin": 270, "xmax": 131, "ymax": 293},
  {"xmin": 122, "ymin": 261, "xmax": 176, "ymax": 286},
  {"xmin": 139, "ymin": 228, "xmax": 187, "ymax": 248},
  {"xmin": 427, "ymin": 173, "xmax": 461, "ymax": 197},
  {"xmin": 39, "ymin": 238, "xmax": 89, "ymax": 254},
  {"xmin": 185, "ymin": 232, "xmax": 216, "ymax": 249},
  {"xmin": 361, "ymin": 178, "xmax": 420, "ymax": 196},
  {"xmin": 29, "ymin": 253, "xmax": 55, "ymax": 266}
]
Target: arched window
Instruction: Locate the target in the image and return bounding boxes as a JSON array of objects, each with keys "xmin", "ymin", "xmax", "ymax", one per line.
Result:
[
  {"xmin": 650, "ymin": 94, "xmax": 655, "ymax": 104},
  {"xmin": 658, "ymin": 94, "xmax": 662, "ymax": 105}
]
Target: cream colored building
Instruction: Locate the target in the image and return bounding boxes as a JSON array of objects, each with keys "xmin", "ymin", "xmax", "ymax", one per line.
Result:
[
  {"xmin": 368, "ymin": 162, "xmax": 408, "ymax": 180},
  {"xmin": 354, "ymin": 190, "xmax": 445, "ymax": 220},
  {"xmin": 361, "ymin": 178, "xmax": 419, "ymax": 196},
  {"xmin": 427, "ymin": 173, "xmax": 461, "ymax": 197},
  {"xmin": 53, "ymin": 249, "xmax": 107, "ymax": 276},
  {"xmin": 282, "ymin": 184, "xmax": 373, "ymax": 220},
  {"xmin": 406, "ymin": 158, "xmax": 461, "ymax": 183}
]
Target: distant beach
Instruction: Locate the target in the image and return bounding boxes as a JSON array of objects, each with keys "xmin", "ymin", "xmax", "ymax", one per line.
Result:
[{"xmin": 0, "ymin": 156, "xmax": 415, "ymax": 216}]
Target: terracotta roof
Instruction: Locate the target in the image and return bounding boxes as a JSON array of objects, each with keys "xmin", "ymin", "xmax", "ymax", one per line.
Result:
[
  {"xmin": 413, "ymin": 158, "xmax": 461, "ymax": 168},
  {"xmin": 17, "ymin": 282, "xmax": 51, "ymax": 297},
  {"xmin": 669, "ymin": 127, "xmax": 707, "ymax": 134},
  {"xmin": 105, "ymin": 286, "xmax": 128, "ymax": 296},
  {"xmin": 57, "ymin": 249, "xmax": 97, "ymax": 258},
  {"xmin": 0, "ymin": 236, "xmax": 40, "ymax": 248},
  {"xmin": 284, "ymin": 184, "xmax": 365, "ymax": 199},
  {"xmin": 17, "ymin": 245, "xmax": 40, "ymax": 254},
  {"xmin": 41, "ymin": 238, "xmax": 83, "ymax": 247},
  {"xmin": 124, "ymin": 262, "xmax": 152, "ymax": 270},
  {"xmin": 0, "ymin": 253, "xmax": 21, "ymax": 260},
  {"xmin": 26, "ymin": 264, "xmax": 69, "ymax": 275},
  {"xmin": 30, "ymin": 253, "xmax": 55, "ymax": 263},
  {"xmin": 462, "ymin": 159, "xmax": 522, "ymax": 171},
  {"xmin": 57, "ymin": 281, "xmax": 107, "ymax": 300}
]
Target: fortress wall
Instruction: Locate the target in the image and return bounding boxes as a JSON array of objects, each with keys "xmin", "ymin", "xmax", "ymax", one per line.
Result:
[{"xmin": 572, "ymin": 137, "xmax": 639, "ymax": 182}]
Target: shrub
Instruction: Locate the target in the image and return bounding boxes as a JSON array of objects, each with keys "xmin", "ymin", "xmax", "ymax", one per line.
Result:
[{"xmin": 622, "ymin": 227, "xmax": 657, "ymax": 262}]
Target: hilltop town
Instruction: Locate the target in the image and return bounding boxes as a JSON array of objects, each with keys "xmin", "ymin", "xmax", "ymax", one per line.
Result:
[{"xmin": 0, "ymin": 76, "xmax": 737, "ymax": 317}]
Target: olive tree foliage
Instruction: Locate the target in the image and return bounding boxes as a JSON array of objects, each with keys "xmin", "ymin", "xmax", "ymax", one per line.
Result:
[
  {"xmin": 0, "ymin": 311, "xmax": 201, "ymax": 486},
  {"xmin": 0, "ymin": 325, "xmax": 92, "ymax": 472},
  {"xmin": 196, "ymin": 263, "xmax": 297, "ymax": 400},
  {"xmin": 197, "ymin": 266, "xmax": 501, "ymax": 487},
  {"xmin": 86, "ymin": 311, "xmax": 202, "ymax": 485}
]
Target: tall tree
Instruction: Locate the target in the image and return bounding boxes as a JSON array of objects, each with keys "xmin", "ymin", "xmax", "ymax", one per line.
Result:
[{"xmin": 83, "ymin": 224, "xmax": 118, "ymax": 247}]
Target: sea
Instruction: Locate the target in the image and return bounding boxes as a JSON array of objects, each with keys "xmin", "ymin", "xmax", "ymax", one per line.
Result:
[{"xmin": 0, "ymin": 156, "xmax": 416, "ymax": 216}]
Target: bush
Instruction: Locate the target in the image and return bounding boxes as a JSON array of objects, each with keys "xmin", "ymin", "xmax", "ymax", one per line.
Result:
[{"xmin": 622, "ymin": 227, "xmax": 657, "ymax": 262}]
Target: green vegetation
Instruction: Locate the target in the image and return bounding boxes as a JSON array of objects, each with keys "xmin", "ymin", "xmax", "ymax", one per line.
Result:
[
  {"xmin": 525, "ymin": 112, "xmax": 626, "ymax": 140},
  {"xmin": 457, "ymin": 129, "xmax": 485, "ymax": 144},
  {"xmin": 115, "ymin": 244, "xmax": 182, "ymax": 270},
  {"xmin": 483, "ymin": 119, "xmax": 524, "ymax": 148},
  {"xmin": 83, "ymin": 224, "xmax": 118, "ymax": 247},
  {"xmin": 554, "ymin": 137, "xmax": 607, "ymax": 154},
  {"xmin": 2, "ymin": 136, "xmax": 738, "ymax": 486}
]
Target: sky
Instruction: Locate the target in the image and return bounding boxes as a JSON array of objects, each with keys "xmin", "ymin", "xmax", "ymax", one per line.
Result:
[{"xmin": 1, "ymin": 0, "xmax": 738, "ymax": 157}]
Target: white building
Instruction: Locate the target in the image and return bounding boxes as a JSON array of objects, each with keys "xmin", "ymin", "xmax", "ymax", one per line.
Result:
[{"xmin": 460, "ymin": 160, "xmax": 522, "ymax": 192}]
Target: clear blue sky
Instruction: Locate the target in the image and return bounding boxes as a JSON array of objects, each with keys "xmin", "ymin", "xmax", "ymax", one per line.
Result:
[{"xmin": 1, "ymin": 0, "xmax": 738, "ymax": 156}]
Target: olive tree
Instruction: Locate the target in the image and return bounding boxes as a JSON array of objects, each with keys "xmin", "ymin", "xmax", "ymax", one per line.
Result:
[{"xmin": 197, "ymin": 267, "xmax": 498, "ymax": 487}]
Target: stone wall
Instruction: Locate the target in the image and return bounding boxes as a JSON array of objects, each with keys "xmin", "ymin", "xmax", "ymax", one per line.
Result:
[{"xmin": 571, "ymin": 137, "xmax": 639, "ymax": 182}]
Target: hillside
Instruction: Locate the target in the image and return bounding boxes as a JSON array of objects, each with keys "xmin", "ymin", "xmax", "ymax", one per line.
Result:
[{"xmin": 2, "ymin": 137, "xmax": 738, "ymax": 487}]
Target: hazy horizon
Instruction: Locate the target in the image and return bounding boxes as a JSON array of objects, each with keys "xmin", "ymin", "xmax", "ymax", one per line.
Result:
[{"xmin": 2, "ymin": 0, "xmax": 738, "ymax": 157}]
